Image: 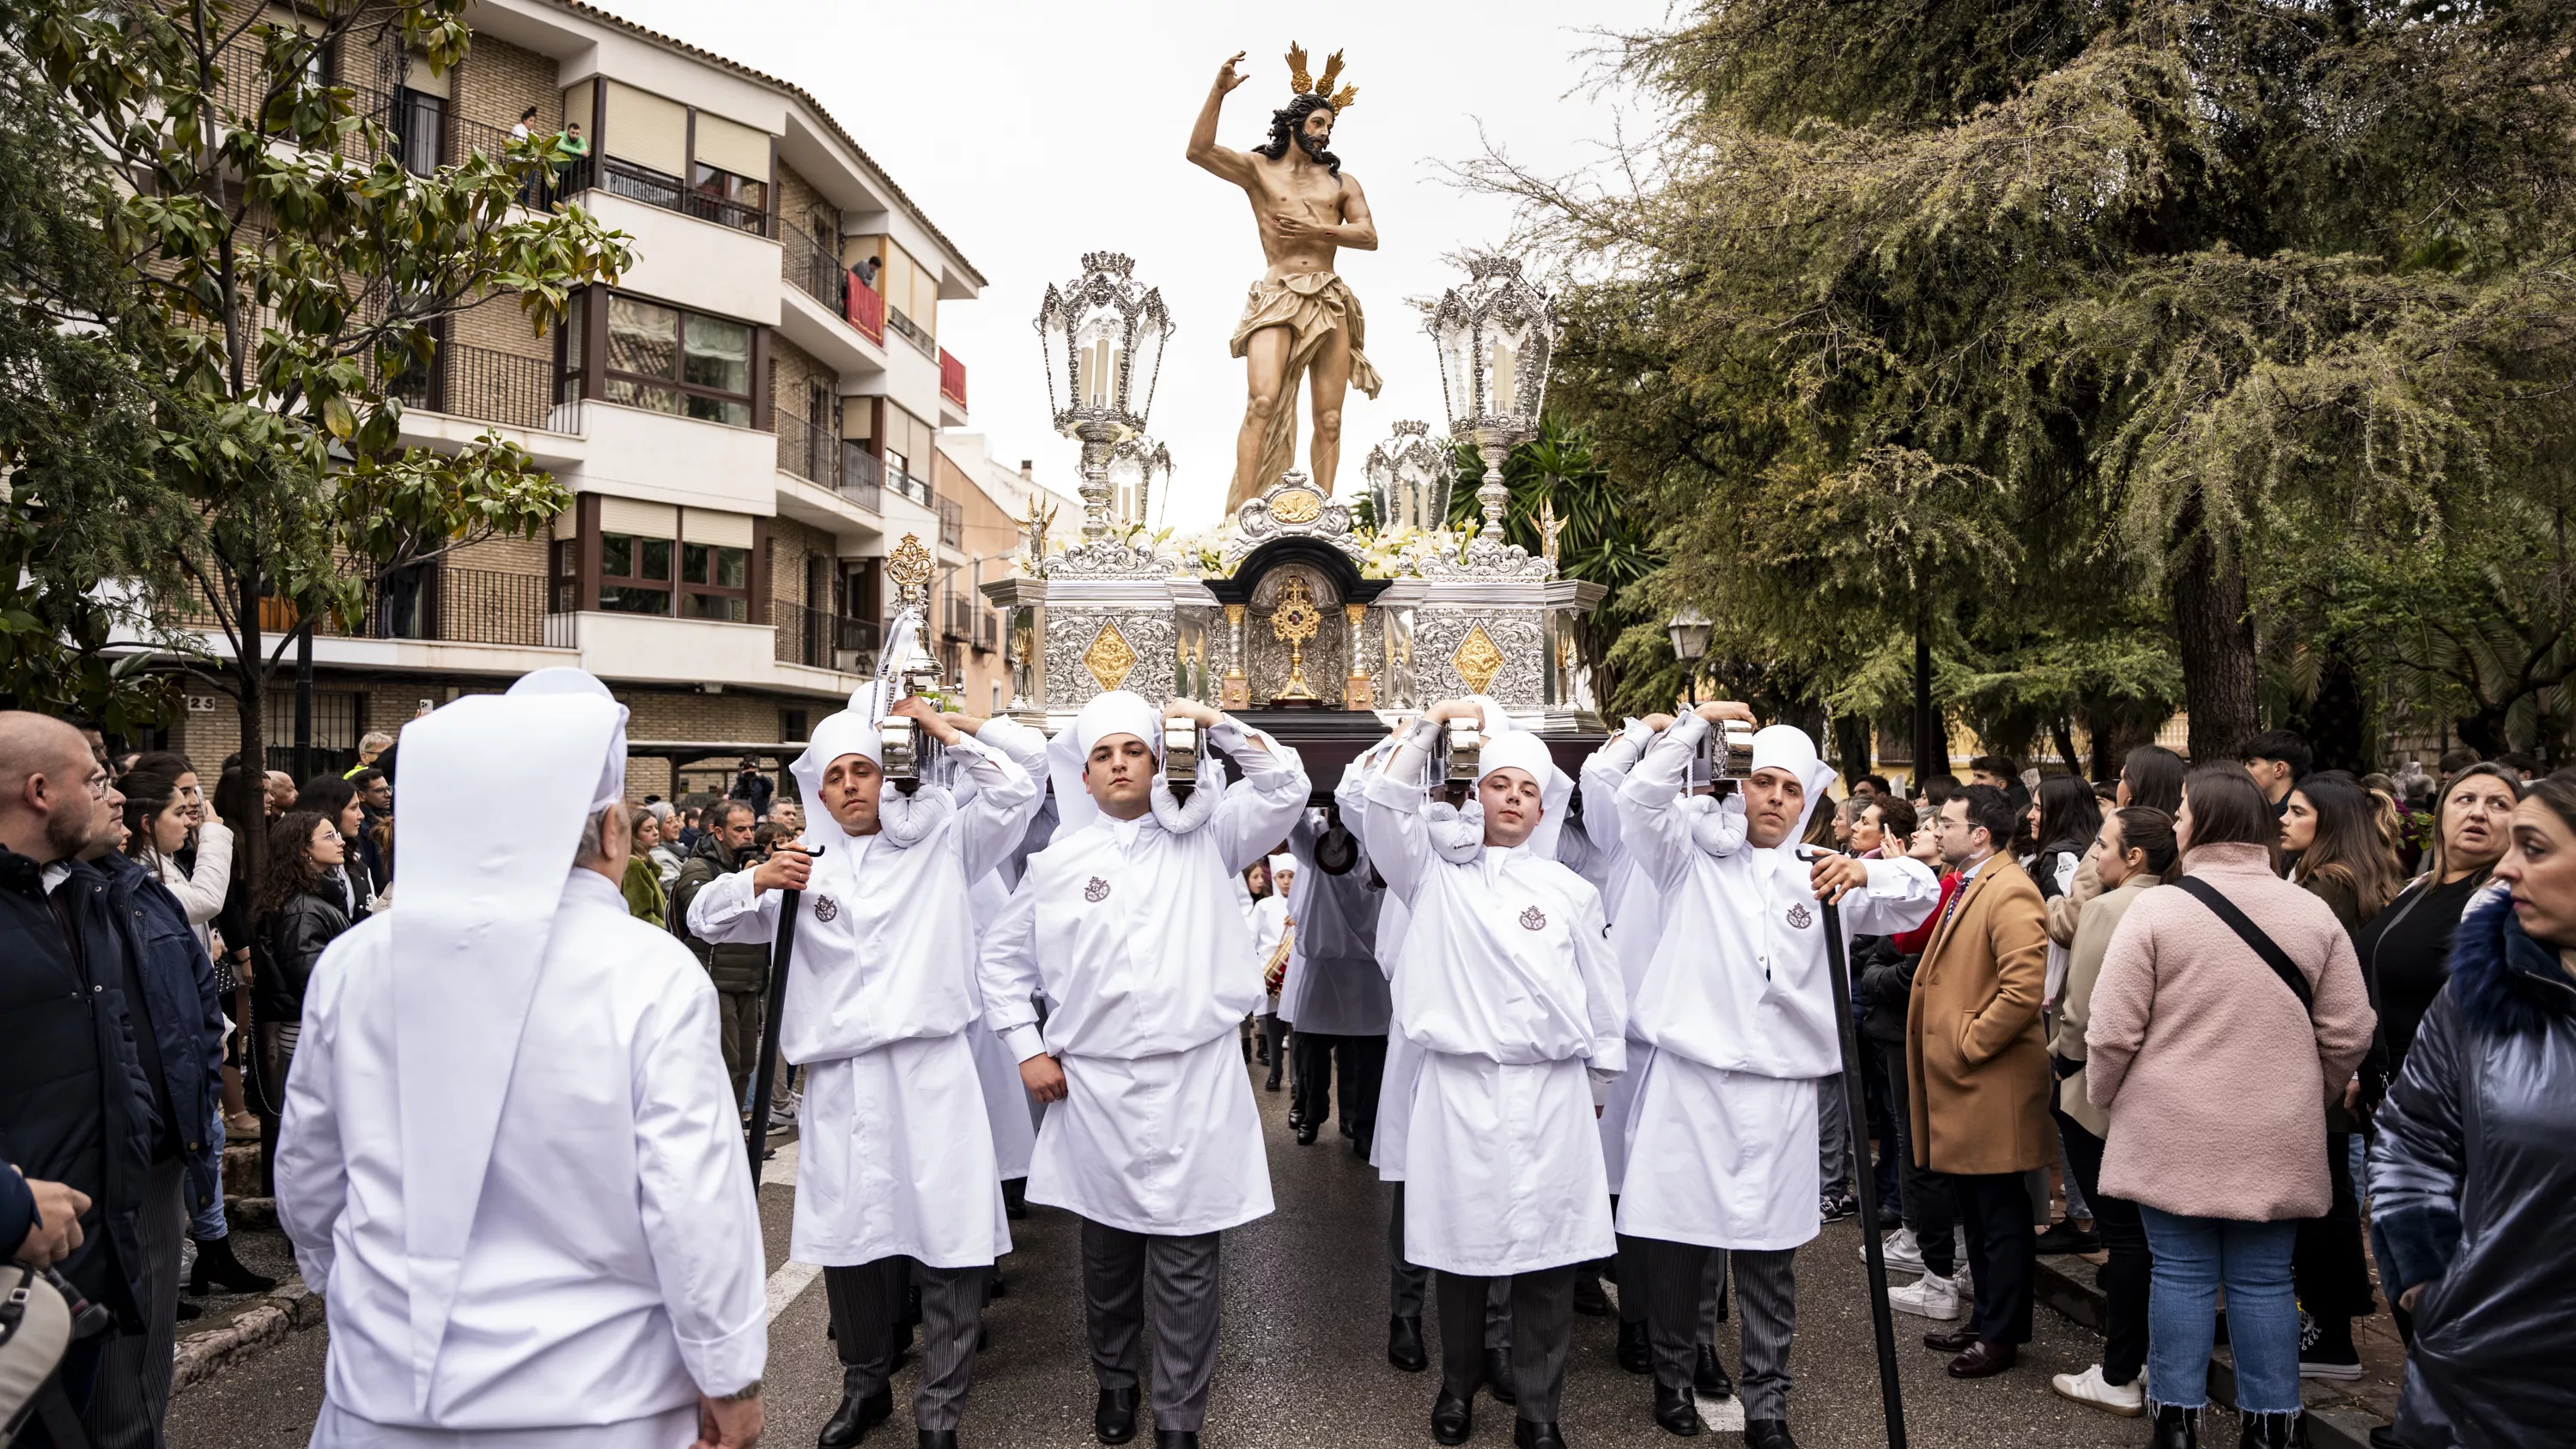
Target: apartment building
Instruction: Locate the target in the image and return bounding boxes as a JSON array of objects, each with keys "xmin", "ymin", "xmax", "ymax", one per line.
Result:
[{"xmin": 164, "ymin": 0, "xmax": 1076, "ymax": 800}]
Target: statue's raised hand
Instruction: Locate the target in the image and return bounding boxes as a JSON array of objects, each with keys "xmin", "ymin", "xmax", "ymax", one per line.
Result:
[{"xmin": 1216, "ymin": 51, "xmax": 1249, "ymax": 94}]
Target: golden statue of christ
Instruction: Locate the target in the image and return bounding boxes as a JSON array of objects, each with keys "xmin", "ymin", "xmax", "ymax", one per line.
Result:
[{"xmin": 1187, "ymin": 45, "xmax": 1383, "ymax": 517}]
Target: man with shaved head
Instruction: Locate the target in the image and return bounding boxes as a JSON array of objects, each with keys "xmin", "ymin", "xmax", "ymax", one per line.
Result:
[{"xmin": 0, "ymin": 711, "xmax": 156, "ymax": 1445}]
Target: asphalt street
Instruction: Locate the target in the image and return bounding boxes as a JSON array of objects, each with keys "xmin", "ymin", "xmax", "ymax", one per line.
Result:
[{"xmin": 172, "ymin": 1052, "xmax": 2180, "ymax": 1448}]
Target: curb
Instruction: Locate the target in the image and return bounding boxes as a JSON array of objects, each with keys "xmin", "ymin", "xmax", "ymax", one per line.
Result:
[
  {"xmin": 2032, "ymin": 1257, "xmax": 2385, "ymax": 1449},
  {"xmin": 171, "ymin": 1275, "xmax": 325, "ymax": 1397}
]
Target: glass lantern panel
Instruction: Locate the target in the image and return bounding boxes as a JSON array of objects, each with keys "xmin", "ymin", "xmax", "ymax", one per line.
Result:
[
  {"xmin": 1036, "ymin": 290, "xmax": 1072, "ymax": 419},
  {"xmin": 1437, "ymin": 323, "xmax": 1476, "ymax": 427},
  {"xmin": 1127, "ymin": 312, "xmax": 1166, "ymax": 424},
  {"xmin": 1487, "ymin": 321, "xmax": 1535, "ymax": 416},
  {"xmin": 1075, "ymin": 312, "xmax": 1123, "ymax": 411}
]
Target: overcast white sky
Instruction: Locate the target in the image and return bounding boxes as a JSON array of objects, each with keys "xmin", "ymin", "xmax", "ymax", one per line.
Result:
[{"xmin": 591, "ymin": 0, "xmax": 1670, "ymax": 531}]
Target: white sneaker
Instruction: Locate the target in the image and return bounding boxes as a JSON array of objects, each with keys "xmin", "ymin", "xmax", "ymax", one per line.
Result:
[
  {"xmin": 1864, "ymin": 1228, "xmax": 1925, "ymax": 1272},
  {"xmin": 1887, "ymin": 1271, "xmax": 1960, "ymax": 1321},
  {"xmin": 2050, "ymin": 1363, "xmax": 2145, "ymax": 1418}
]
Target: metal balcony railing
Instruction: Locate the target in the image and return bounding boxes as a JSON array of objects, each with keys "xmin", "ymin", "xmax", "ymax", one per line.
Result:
[
  {"xmin": 884, "ymin": 465, "xmax": 932, "ymax": 508},
  {"xmin": 937, "ymin": 496, "xmax": 964, "ymax": 548},
  {"xmin": 941, "ymin": 593, "xmax": 975, "ymax": 643},
  {"xmin": 772, "ymin": 600, "xmax": 881, "ymax": 670},
  {"xmin": 939, "ymin": 349, "xmax": 967, "ymax": 411},
  {"xmin": 167, "ymin": 567, "xmax": 563, "ymax": 648},
  {"xmin": 559, "ymin": 154, "xmax": 769, "ymax": 235},
  {"xmin": 885, "ymin": 306, "xmax": 936, "ymax": 359},
  {"xmin": 840, "ymin": 444, "xmax": 884, "ymax": 513},
  {"xmin": 775, "ymin": 408, "xmax": 839, "ymax": 487},
  {"xmin": 975, "ymin": 607, "xmax": 998, "ymax": 653},
  {"xmin": 783, "ymin": 227, "xmax": 845, "ymax": 310},
  {"xmin": 387, "ymin": 341, "xmax": 574, "ymax": 433}
]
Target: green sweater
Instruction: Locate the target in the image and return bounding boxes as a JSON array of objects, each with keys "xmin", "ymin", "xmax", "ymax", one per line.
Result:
[{"xmin": 623, "ymin": 853, "xmax": 668, "ymax": 925}]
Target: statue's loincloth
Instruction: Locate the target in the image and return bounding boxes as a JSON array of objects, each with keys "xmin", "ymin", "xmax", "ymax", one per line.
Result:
[{"xmin": 1226, "ymin": 272, "xmax": 1384, "ymax": 514}]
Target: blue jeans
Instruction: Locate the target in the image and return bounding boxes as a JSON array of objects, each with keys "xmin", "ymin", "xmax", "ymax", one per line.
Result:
[{"xmin": 2138, "ymin": 1206, "xmax": 2301, "ymax": 1414}]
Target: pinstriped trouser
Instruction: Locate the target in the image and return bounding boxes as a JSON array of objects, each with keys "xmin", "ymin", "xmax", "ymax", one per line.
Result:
[
  {"xmin": 1649, "ymin": 1241, "xmax": 1796, "ymax": 1421},
  {"xmin": 1387, "ymin": 1182, "xmax": 1510, "ymax": 1345},
  {"xmin": 1080, "ymin": 1218, "xmax": 1224, "ymax": 1433},
  {"xmin": 824, "ymin": 1256, "xmax": 989, "ymax": 1433},
  {"xmin": 82, "ymin": 1156, "xmax": 184, "ymax": 1449}
]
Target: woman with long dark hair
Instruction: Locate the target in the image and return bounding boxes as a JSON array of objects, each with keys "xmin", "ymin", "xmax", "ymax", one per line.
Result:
[
  {"xmin": 2117, "ymin": 745, "xmax": 2186, "ymax": 815},
  {"xmin": 2371, "ymin": 770, "xmax": 2576, "ymax": 1446},
  {"xmin": 251, "ymin": 809, "xmax": 354, "ymax": 1100},
  {"xmin": 2274, "ymin": 769, "xmax": 2401, "ymax": 1380},
  {"xmin": 2027, "ymin": 774, "xmax": 2105, "ymax": 1251},
  {"xmin": 2283, "ymin": 771, "xmax": 2403, "ymax": 937},
  {"xmin": 118, "ymin": 772, "xmax": 275, "ymax": 1300}
]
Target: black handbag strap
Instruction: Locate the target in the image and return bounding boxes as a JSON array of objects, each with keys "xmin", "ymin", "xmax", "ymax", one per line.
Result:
[{"xmin": 2173, "ymin": 876, "xmax": 2314, "ymax": 1014}]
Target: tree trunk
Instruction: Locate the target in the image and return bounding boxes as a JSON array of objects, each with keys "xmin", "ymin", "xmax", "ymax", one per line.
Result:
[
  {"xmin": 1832, "ymin": 712, "xmax": 1874, "ymax": 785},
  {"xmin": 2050, "ymin": 717, "xmax": 2083, "ymax": 779},
  {"xmin": 1911, "ymin": 614, "xmax": 1941, "ymax": 786},
  {"xmin": 2288, "ymin": 643, "xmax": 2370, "ymax": 773},
  {"xmin": 2171, "ymin": 494, "xmax": 2257, "ymax": 762}
]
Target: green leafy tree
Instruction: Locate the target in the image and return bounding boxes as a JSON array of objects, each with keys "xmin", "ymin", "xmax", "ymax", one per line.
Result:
[
  {"xmin": 1466, "ymin": 0, "xmax": 2576, "ymax": 762},
  {"xmin": 0, "ymin": 47, "xmax": 186, "ymax": 729},
  {"xmin": 9, "ymin": 0, "xmax": 630, "ymax": 877}
]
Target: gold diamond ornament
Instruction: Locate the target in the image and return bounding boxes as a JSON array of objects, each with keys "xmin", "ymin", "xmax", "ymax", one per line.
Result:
[
  {"xmin": 1083, "ymin": 622, "xmax": 1139, "ymax": 691},
  {"xmin": 1451, "ymin": 624, "xmax": 1506, "ymax": 694},
  {"xmin": 1270, "ymin": 488, "xmax": 1323, "ymax": 524}
]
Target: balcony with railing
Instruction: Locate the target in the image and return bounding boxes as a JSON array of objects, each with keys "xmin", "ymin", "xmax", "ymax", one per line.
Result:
[
  {"xmin": 775, "ymin": 407, "xmax": 839, "ymax": 486},
  {"xmin": 844, "ymin": 279, "xmax": 886, "ymax": 344},
  {"xmin": 884, "ymin": 464, "xmax": 933, "ymax": 508},
  {"xmin": 558, "ymin": 154, "xmax": 769, "ymax": 235},
  {"xmin": 937, "ymin": 495, "xmax": 964, "ymax": 548},
  {"xmin": 166, "ymin": 567, "xmax": 569, "ymax": 651},
  {"xmin": 773, "ymin": 599, "xmax": 881, "ymax": 671},
  {"xmin": 939, "ymin": 349, "xmax": 967, "ymax": 412},
  {"xmin": 941, "ymin": 592, "xmax": 975, "ymax": 644},
  {"xmin": 885, "ymin": 306, "xmax": 936, "ymax": 360},
  {"xmin": 387, "ymin": 341, "xmax": 575, "ymax": 433}
]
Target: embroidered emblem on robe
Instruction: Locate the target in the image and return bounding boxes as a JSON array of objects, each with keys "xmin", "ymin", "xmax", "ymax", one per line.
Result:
[
  {"xmin": 1520, "ymin": 906, "xmax": 1547, "ymax": 931},
  {"xmin": 1084, "ymin": 876, "xmax": 1111, "ymax": 902},
  {"xmin": 1785, "ymin": 902, "xmax": 1814, "ymax": 929},
  {"xmin": 812, "ymin": 894, "xmax": 840, "ymax": 922}
]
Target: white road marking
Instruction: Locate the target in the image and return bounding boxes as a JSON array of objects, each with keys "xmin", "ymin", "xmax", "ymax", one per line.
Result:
[
  {"xmin": 757, "ymin": 1139, "xmax": 820, "ymax": 1322},
  {"xmin": 1697, "ymin": 1393, "xmax": 1746, "ymax": 1432}
]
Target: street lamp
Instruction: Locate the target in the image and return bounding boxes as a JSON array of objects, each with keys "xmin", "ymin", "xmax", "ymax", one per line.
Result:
[
  {"xmin": 1363, "ymin": 420, "xmax": 1454, "ymax": 534},
  {"xmin": 1106, "ymin": 436, "xmax": 1172, "ymax": 532},
  {"xmin": 1668, "ymin": 607, "xmax": 1712, "ymax": 705},
  {"xmin": 1428, "ymin": 255, "xmax": 1555, "ymax": 549},
  {"xmin": 1034, "ymin": 252, "xmax": 1174, "ymax": 550}
]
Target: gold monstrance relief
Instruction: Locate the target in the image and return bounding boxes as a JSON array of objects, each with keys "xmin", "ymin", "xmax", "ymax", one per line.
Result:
[{"xmin": 1268, "ymin": 574, "xmax": 1324, "ymax": 704}]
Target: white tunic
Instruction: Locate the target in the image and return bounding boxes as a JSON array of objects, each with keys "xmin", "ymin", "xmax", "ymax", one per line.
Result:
[
  {"xmin": 1251, "ymin": 893, "xmax": 1291, "ymax": 1008},
  {"xmin": 688, "ymin": 723, "xmax": 1042, "ymax": 1268},
  {"xmin": 1578, "ymin": 724, "xmax": 1670, "ymax": 1194},
  {"xmin": 979, "ymin": 722, "xmax": 1307, "ymax": 1235},
  {"xmin": 1279, "ymin": 805, "xmax": 1391, "ymax": 1037},
  {"xmin": 278, "ymin": 870, "xmax": 764, "ymax": 1446},
  {"xmin": 1361, "ymin": 737, "xmax": 1626, "ymax": 1276},
  {"xmin": 1612, "ymin": 715, "xmax": 1939, "ymax": 1250}
]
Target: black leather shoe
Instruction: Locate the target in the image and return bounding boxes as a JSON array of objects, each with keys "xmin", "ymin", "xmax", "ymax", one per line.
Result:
[
  {"xmin": 2152, "ymin": 1404, "xmax": 2199, "ymax": 1449},
  {"xmin": 918, "ymin": 1434, "xmax": 957, "ymax": 1449},
  {"xmin": 1947, "ymin": 1339, "xmax": 2018, "ymax": 1377},
  {"xmin": 1573, "ymin": 1272, "xmax": 1609, "ymax": 1317},
  {"xmin": 1616, "ymin": 1318, "xmax": 1649, "ymax": 1374},
  {"xmin": 1094, "ymin": 1386, "xmax": 1139, "ymax": 1446},
  {"xmin": 2034, "ymin": 1218, "xmax": 2103, "ymax": 1255},
  {"xmin": 1265, "ymin": 1070, "xmax": 1283, "ymax": 1092},
  {"xmin": 1296, "ymin": 1122, "xmax": 1320, "ymax": 1145},
  {"xmin": 1388, "ymin": 1314, "xmax": 1429, "ymax": 1372},
  {"xmin": 1513, "ymin": 1420, "xmax": 1566, "ymax": 1449},
  {"xmin": 2366, "ymin": 1428, "xmax": 2400, "ymax": 1449},
  {"xmin": 1153, "ymin": 1434, "xmax": 1200, "ymax": 1449},
  {"xmin": 1693, "ymin": 1343, "xmax": 1733, "ymax": 1399},
  {"xmin": 1484, "ymin": 1347, "xmax": 1518, "ymax": 1404},
  {"xmin": 1922, "ymin": 1327, "xmax": 1978, "ymax": 1355},
  {"xmin": 1431, "ymin": 1388, "xmax": 1473, "ymax": 1446},
  {"xmin": 1653, "ymin": 1382, "xmax": 1703, "ymax": 1436},
  {"xmin": 2237, "ymin": 1411, "xmax": 2296, "ymax": 1449},
  {"xmin": 818, "ymin": 1386, "xmax": 892, "ymax": 1448},
  {"xmin": 1745, "ymin": 1420, "xmax": 1801, "ymax": 1449}
]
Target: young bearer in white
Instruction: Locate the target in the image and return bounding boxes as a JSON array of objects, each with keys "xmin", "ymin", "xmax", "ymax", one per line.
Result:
[
  {"xmin": 1362, "ymin": 697, "xmax": 1626, "ymax": 1449},
  {"xmin": 687, "ymin": 677, "xmax": 1044, "ymax": 1449},
  {"xmin": 978, "ymin": 690, "xmax": 1308, "ymax": 1449}
]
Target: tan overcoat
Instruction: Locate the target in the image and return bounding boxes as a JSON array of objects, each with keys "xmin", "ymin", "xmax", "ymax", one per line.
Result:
[{"xmin": 1905, "ymin": 853, "xmax": 2054, "ymax": 1176}]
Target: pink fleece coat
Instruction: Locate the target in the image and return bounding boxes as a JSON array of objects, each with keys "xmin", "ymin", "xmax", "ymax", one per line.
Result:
[{"xmin": 2085, "ymin": 843, "xmax": 2376, "ymax": 1221}]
